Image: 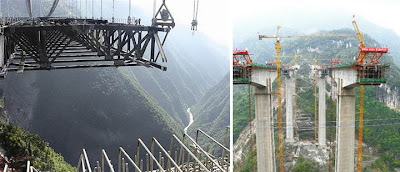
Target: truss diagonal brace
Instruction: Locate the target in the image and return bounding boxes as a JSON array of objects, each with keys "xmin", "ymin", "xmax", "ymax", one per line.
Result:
[{"xmin": 154, "ymin": 33, "xmax": 167, "ymax": 62}]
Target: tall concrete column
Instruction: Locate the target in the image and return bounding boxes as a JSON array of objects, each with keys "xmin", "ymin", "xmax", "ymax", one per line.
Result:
[
  {"xmin": 255, "ymin": 85, "xmax": 275, "ymax": 172},
  {"xmin": 0, "ymin": 33, "xmax": 4, "ymax": 67},
  {"xmin": 335, "ymin": 87, "xmax": 355, "ymax": 172},
  {"xmin": 285, "ymin": 76, "xmax": 294, "ymax": 142},
  {"xmin": 318, "ymin": 77, "xmax": 326, "ymax": 146}
]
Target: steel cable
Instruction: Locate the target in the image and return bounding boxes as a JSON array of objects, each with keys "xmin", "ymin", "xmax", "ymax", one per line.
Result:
[{"xmin": 46, "ymin": 0, "xmax": 60, "ymax": 17}]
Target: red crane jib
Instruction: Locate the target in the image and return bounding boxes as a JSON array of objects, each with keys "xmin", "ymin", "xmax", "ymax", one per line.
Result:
[
  {"xmin": 360, "ymin": 47, "xmax": 388, "ymax": 53},
  {"xmin": 233, "ymin": 50, "xmax": 249, "ymax": 55}
]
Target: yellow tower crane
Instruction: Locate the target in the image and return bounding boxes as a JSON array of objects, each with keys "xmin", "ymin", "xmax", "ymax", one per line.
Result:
[
  {"xmin": 259, "ymin": 25, "xmax": 284, "ymax": 172},
  {"xmin": 353, "ymin": 19, "xmax": 365, "ymax": 172},
  {"xmin": 259, "ymin": 27, "xmax": 354, "ymax": 172}
]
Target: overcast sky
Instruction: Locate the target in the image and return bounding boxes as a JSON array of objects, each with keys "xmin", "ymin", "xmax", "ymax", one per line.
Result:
[{"xmin": 232, "ymin": 0, "xmax": 400, "ymax": 37}]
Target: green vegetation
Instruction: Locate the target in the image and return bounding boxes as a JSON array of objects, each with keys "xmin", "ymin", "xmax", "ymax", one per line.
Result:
[
  {"xmin": 119, "ymin": 70, "xmax": 182, "ymax": 136},
  {"xmin": 0, "ymin": 122, "xmax": 75, "ymax": 171},
  {"xmin": 293, "ymin": 156, "xmax": 319, "ymax": 172},
  {"xmin": 189, "ymin": 73, "xmax": 230, "ymax": 148},
  {"xmin": 358, "ymin": 86, "xmax": 400, "ymax": 171},
  {"xmin": 233, "ymin": 85, "xmax": 255, "ymax": 142},
  {"xmin": 369, "ymin": 156, "xmax": 391, "ymax": 171},
  {"xmin": 240, "ymin": 148, "xmax": 257, "ymax": 172}
]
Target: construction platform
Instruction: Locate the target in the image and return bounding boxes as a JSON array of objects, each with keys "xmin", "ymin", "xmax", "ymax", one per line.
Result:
[
  {"xmin": 329, "ymin": 62, "xmax": 389, "ymax": 88},
  {"xmin": 233, "ymin": 63, "xmax": 277, "ymax": 87}
]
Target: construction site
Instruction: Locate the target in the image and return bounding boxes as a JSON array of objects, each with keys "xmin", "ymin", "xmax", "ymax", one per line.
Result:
[
  {"xmin": 233, "ymin": 18, "xmax": 393, "ymax": 172},
  {"xmin": 0, "ymin": 0, "xmax": 231, "ymax": 171}
]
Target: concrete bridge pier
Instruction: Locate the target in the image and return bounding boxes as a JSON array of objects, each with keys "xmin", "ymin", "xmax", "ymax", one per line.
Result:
[
  {"xmin": 331, "ymin": 67, "xmax": 358, "ymax": 172},
  {"xmin": 255, "ymin": 82, "xmax": 275, "ymax": 172},
  {"xmin": 331, "ymin": 64, "xmax": 388, "ymax": 172},
  {"xmin": 285, "ymin": 73, "xmax": 295, "ymax": 143},
  {"xmin": 335, "ymin": 84, "xmax": 356, "ymax": 172},
  {"xmin": 251, "ymin": 67, "xmax": 277, "ymax": 172},
  {"xmin": 233, "ymin": 65, "xmax": 278, "ymax": 172},
  {"xmin": 0, "ymin": 30, "xmax": 4, "ymax": 71},
  {"xmin": 318, "ymin": 76, "xmax": 327, "ymax": 147}
]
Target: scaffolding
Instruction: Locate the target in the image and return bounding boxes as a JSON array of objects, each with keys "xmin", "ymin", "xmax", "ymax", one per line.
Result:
[
  {"xmin": 233, "ymin": 65, "xmax": 252, "ymax": 81},
  {"xmin": 355, "ymin": 64, "xmax": 389, "ymax": 85}
]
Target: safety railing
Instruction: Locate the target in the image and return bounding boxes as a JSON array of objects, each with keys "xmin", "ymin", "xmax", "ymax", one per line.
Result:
[
  {"xmin": 118, "ymin": 147, "xmax": 142, "ymax": 172},
  {"xmin": 183, "ymin": 134, "xmax": 224, "ymax": 171},
  {"xmin": 150, "ymin": 138, "xmax": 182, "ymax": 172},
  {"xmin": 77, "ymin": 149, "xmax": 93, "ymax": 172},
  {"xmin": 195, "ymin": 127, "xmax": 230, "ymax": 169},
  {"xmin": 26, "ymin": 161, "xmax": 39, "ymax": 172},
  {"xmin": 172, "ymin": 134, "xmax": 209, "ymax": 172},
  {"xmin": 78, "ymin": 128, "xmax": 230, "ymax": 172},
  {"xmin": 4, "ymin": 164, "xmax": 8, "ymax": 172}
]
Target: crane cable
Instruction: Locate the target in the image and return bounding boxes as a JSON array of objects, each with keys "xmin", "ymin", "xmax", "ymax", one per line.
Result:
[
  {"xmin": 46, "ymin": 0, "xmax": 60, "ymax": 17},
  {"xmin": 191, "ymin": 0, "xmax": 199, "ymax": 31},
  {"xmin": 26, "ymin": 0, "xmax": 33, "ymax": 17}
]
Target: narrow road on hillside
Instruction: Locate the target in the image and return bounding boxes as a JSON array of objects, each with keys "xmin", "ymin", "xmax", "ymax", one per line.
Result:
[{"xmin": 184, "ymin": 108, "xmax": 194, "ymax": 134}]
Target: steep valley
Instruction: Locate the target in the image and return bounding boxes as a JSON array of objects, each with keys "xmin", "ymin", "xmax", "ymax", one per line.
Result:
[{"xmin": 0, "ymin": 26, "xmax": 229, "ymax": 169}]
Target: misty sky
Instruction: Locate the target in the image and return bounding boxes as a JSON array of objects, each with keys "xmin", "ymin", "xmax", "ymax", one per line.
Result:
[{"xmin": 232, "ymin": 0, "xmax": 400, "ymax": 37}]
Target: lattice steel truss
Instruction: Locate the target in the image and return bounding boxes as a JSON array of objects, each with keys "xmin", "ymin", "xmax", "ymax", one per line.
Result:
[{"xmin": 0, "ymin": 0, "xmax": 175, "ymax": 77}]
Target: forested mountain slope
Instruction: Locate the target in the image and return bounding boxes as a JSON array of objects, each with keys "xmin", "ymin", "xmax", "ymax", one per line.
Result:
[{"xmin": 188, "ymin": 73, "xmax": 230, "ymax": 145}]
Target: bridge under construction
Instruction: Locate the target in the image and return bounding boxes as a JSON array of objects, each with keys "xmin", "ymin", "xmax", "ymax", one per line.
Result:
[
  {"xmin": 0, "ymin": 0, "xmax": 177, "ymax": 78},
  {"xmin": 234, "ymin": 18, "xmax": 390, "ymax": 172}
]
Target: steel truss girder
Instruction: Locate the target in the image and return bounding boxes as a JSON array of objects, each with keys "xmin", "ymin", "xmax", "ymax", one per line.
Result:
[{"xmin": 0, "ymin": 19, "xmax": 171, "ymax": 77}]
